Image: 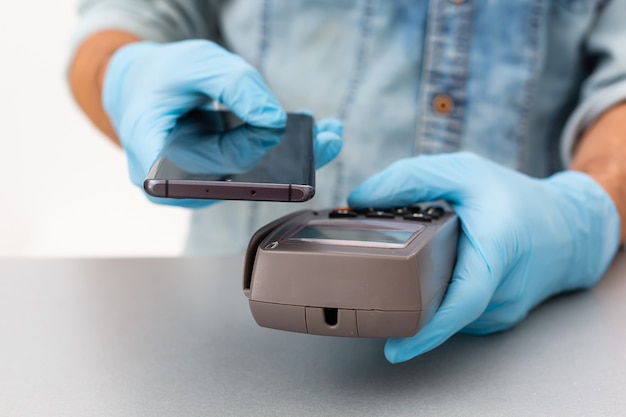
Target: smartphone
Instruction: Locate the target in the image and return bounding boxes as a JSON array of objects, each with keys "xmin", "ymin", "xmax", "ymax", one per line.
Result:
[{"xmin": 144, "ymin": 109, "xmax": 315, "ymax": 202}]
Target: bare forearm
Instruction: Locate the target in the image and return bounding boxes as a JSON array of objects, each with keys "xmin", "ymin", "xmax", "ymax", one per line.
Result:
[
  {"xmin": 69, "ymin": 30, "xmax": 142, "ymax": 145},
  {"xmin": 571, "ymin": 102, "xmax": 626, "ymax": 243}
]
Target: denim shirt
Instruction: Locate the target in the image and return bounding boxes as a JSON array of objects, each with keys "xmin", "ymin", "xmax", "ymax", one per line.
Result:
[{"xmin": 74, "ymin": 0, "xmax": 626, "ymax": 254}]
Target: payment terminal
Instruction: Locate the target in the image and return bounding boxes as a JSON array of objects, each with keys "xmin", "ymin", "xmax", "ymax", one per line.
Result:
[{"xmin": 243, "ymin": 204, "xmax": 459, "ymax": 338}]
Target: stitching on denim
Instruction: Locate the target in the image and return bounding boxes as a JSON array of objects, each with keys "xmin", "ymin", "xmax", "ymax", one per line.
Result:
[
  {"xmin": 332, "ymin": 0, "xmax": 375, "ymax": 205},
  {"xmin": 336, "ymin": 0, "xmax": 375, "ymax": 121},
  {"xmin": 446, "ymin": 0, "xmax": 472, "ymax": 150},
  {"xmin": 516, "ymin": 0, "xmax": 545, "ymax": 172},
  {"xmin": 248, "ymin": 0, "xmax": 273, "ymax": 233},
  {"xmin": 414, "ymin": 1, "xmax": 436, "ymax": 155},
  {"xmin": 255, "ymin": 0, "xmax": 272, "ymax": 74}
]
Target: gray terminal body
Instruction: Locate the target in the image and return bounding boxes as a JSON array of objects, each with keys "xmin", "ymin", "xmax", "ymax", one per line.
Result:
[{"xmin": 243, "ymin": 205, "xmax": 459, "ymax": 338}]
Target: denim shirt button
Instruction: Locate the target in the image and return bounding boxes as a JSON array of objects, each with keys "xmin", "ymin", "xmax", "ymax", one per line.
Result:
[{"xmin": 432, "ymin": 94, "xmax": 454, "ymax": 115}]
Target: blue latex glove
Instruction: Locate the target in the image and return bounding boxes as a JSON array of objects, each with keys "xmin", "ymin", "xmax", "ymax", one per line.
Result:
[
  {"xmin": 163, "ymin": 122, "xmax": 284, "ymax": 176},
  {"xmin": 103, "ymin": 40, "xmax": 342, "ymax": 206},
  {"xmin": 348, "ymin": 152, "xmax": 620, "ymax": 363},
  {"xmin": 164, "ymin": 120, "xmax": 342, "ymax": 174}
]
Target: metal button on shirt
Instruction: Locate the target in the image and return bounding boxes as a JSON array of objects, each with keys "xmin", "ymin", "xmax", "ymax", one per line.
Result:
[{"xmin": 432, "ymin": 94, "xmax": 454, "ymax": 116}]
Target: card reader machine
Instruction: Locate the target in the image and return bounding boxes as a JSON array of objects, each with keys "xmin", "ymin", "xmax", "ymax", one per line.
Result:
[{"xmin": 243, "ymin": 204, "xmax": 459, "ymax": 338}]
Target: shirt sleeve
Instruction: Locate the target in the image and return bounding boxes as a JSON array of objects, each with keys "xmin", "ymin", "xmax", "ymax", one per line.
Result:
[
  {"xmin": 70, "ymin": 0, "xmax": 223, "ymax": 54},
  {"xmin": 560, "ymin": 0, "xmax": 626, "ymax": 166}
]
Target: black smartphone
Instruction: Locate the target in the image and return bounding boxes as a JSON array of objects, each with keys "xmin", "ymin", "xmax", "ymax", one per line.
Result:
[{"xmin": 144, "ymin": 109, "xmax": 315, "ymax": 202}]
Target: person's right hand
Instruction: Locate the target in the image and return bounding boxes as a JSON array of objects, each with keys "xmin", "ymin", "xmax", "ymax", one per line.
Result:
[
  {"xmin": 102, "ymin": 40, "xmax": 342, "ymax": 206},
  {"xmin": 163, "ymin": 116, "xmax": 284, "ymax": 177}
]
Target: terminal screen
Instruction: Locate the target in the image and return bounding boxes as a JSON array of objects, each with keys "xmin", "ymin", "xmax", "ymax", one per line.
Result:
[{"xmin": 292, "ymin": 225, "xmax": 415, "ymax": 245}]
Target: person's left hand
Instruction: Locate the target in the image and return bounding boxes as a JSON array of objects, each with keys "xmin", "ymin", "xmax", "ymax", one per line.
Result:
[{"xmin": 348, "ymin": 152, "xmax": 620, "ymax": 363}]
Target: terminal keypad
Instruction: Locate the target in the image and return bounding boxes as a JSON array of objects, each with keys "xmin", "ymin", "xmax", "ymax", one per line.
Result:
[{"xmin": 329, "ymin": 204, "xmax": 446, "ymax": 222}]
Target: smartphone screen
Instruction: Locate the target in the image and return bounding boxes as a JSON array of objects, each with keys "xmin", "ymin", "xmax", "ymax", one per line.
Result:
[{"xmin": 144, "ymin": 109, "xmax": 315, "ymax": 202}]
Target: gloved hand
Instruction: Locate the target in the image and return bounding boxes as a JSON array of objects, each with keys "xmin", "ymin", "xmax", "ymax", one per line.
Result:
[
  {"xmin": 348, "ymin": 152, "xmax": 620, "ymax": 363},
  {"xmin": 103, "ymin": 40, "xmax": 342, "ymax": 206},
  {"xmin": 163, "ymin": 118, "xmax": 284, "ymax": 176}
]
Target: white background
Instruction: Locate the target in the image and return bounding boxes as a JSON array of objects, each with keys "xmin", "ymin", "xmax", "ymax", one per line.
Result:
[{"xmin": 0, "ymin": 1, "xmax": 190, "ymax": 257}]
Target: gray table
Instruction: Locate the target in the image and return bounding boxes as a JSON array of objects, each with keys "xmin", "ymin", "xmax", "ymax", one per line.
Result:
[{"xmin": 1, "ymin": 253, "xmax": 625, "ymax": 417}]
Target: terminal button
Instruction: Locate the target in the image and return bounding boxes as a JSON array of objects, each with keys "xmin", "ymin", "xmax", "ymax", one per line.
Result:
[
  {"xmin": 406, "ymin": 204, "xmax": 423, "ymax": 213},
  {"xmin": 329, "ymin": 208, "xmax": 358, "ymax": 218},
  {"xmin": 393, "ymin": 207, "xmax": 409, "ymax": 216},
  {"xmin": 364, "ymin": 210, "xmax": 395, "ymax": 219},
  {"xmin": 403, "ymin": 213, "xmax": 432, "ymax": 222},
  {"xmin": 353, "ymin": 207, "xmax": 375, "ymax": 215},
  {"xmin": 425, "ymin": 206, "xmax": 445, "ymax": 219}
]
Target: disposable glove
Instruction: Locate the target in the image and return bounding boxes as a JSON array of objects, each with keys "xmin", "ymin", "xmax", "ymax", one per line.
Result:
[
  {"xmin": 163, "ymin": 118, "xmax": 284, "ymax": 176},
  {"xmin": 348, "ymin": 152, "xmax": 620, "ymax": 363},
  {"xmin": 162, "ymin": 115, "xmax": 342, "ymax": 175},
  {"xmin": 103, "ymin": 40, "xmax": 342, "ymax": 207}
]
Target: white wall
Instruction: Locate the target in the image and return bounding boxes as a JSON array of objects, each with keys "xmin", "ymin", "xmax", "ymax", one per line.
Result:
[{"xmin": 0, "ymin": 1, "xmax": 190, "ymax": 257}]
